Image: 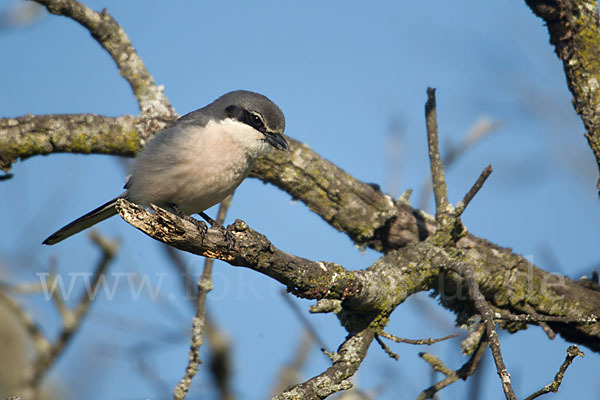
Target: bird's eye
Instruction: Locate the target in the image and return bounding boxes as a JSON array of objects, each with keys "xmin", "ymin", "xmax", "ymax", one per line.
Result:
[{"xmin": 249, "ymin": 113, "xmax": 264, "ymax": 129}]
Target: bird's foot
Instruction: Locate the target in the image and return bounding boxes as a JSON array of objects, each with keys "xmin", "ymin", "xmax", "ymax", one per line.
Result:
[
  {"xmin": 169, "ymin": 203, "xmax": 208, "ymax": 236},
  {"xmin": 198, "ymin": 211, "xmax": 236, "ymax": 251},
  {"xmin": 222, "ymin": 226, "xmax": 236, "ymax": 252},
  {"xmin": 169, "ymin": 206, "xmax": 235, "ymax": 250}
]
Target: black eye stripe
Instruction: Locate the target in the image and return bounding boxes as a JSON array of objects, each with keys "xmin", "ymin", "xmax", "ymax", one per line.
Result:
[
  {"xmin": 224, "ymin": 105, "xmax": 267, "ymax": 133},
  {"xmin": 245, "ymin": 110, "xmax": 266, "ymax": 132}
]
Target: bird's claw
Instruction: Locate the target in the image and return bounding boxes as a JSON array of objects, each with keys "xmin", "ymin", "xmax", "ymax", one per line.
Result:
[
  {"xmin": 223, "ymin": 226, "xmax": 236, "ymax": 251},
  {"xmin": 169, "ymin": 204, "xmax": 235, "ymax": 251},
  {"xmin": 169, "ymin": 203, "xmax": 208, "ymax": 236}
]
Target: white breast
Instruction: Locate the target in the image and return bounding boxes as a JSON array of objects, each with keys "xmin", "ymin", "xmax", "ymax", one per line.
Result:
[{"xmin": 127, "ymin": 118, "xmax": 272, "ymax": 214}]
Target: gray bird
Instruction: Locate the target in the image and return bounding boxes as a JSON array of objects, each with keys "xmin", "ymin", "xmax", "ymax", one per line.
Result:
[{"xmin": 43, "ymin": 90, "xmax": 288, "ymax": 245}]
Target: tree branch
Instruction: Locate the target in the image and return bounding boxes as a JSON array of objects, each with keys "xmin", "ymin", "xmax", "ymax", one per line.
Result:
[
  {"xmin": 524, "ymin": 345, "xmax": 584, "ymax": 400},
  {"xmin": 0, "ymin": 114, "xmax": 146, "ymax": 172},
  {"xmin": 417, "ymin": 332, "xmax": 488, "ymax": 400},
  {"xmin": 456, "ymin": 262, "xmax": 516, "ymax": 400},
  {"xmin": 378, "ymin": 331, "xmax": 458, "ymax": 346},
  {"xmin": 273, "ymin": 328, "xmax": 374, "ymax": 400},
  {"xmin": 3, "ymin": 112, "xmax": 600, "ymax": 353},
  {"xmin": 114, "ymin": 199, "xmax": 365, "ymax": 302},
  {"xmin": 454, "ymin": 165, "xmax": 493, "ymax": 217},
  {"xmin": 425, "ymin": 87, "xmax": 450, "ymax": 218}
]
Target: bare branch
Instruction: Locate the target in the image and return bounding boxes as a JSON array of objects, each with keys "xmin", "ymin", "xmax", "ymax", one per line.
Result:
[
  {"xmin": 418, "ymin": 352, "xmax": 458, "ymax": 391},
  {"xmin": 172, "ymin": 317, "xmax": 202, "ymax": 400},
  {"xmin": 113, "ymin": 197, "xmax": 600, "ymax": 354},
  {"xmin": 524, "ymin": 345, "xmax": 585, "ymax": 400},
  {"xmin": 113, "ymin": 198, "xmax": 460, "ymax": 320},
  {"xmin": 457, "ymin": 262, "xmax": 516, "ymax": 400},
  {"xmin": 418, "ymin": 116, "xmax": 501, "ymax": 211},
  {"xmin": 521, "ymin": 304, "xmax": 556, "ymax": 340},
  {"xmin": 424, "ymin": 87, "xmax": 450, "ymax": 217},
  {"xmin": 273, "ymin": 328, "xmax": 374, "ymax": 400},
  {"xmin": 0, "ymin": 114, "xmax": 149, "ymax": 172},
  {"xmin": 251, "ymin": 140, "xmax": 398, "ymax": 251},
  {"xmin": 33, "ymin": 0, "xmax": 175, "ymax": 119},
  {"xmin": 418, "ymin": 331, "xmax": 488, "ymax": 400},
  {"xmin": 455, "ymin": 165, "xmax": 493, "ymax": 217},
  {"xmin": 2, "ymin": 110, "xmax": 600, "ymax": 353},
  {"xmin": 374, "ymin": 335, "xmax": 399, "ymax": 360},
  {"xmin": 493, "ymin": 310, "xmax": 597, "ymax": 324},
  {"xmin": 379, "ymin": 331, "xmax": 458, "ymax": 346},
  {"xmin": 114, "ymin": 199, "xmax": 364, "ymax": 303}
]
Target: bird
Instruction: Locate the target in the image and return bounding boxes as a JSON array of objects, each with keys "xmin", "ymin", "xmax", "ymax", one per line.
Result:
[{"xmin": 43, "ymin": 90, "xmax": 288, "ymax": 245}]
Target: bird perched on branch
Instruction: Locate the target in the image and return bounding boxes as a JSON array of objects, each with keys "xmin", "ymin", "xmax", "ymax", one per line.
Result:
[{"xmin": 43, "ymin": 90, "xmax": 288, "ymax": 245}]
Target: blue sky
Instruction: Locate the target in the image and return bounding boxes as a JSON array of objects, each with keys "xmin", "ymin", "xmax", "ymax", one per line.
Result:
[{"xmin": 1, "ymin": 0, "xmax": 599, "ymax": 399}]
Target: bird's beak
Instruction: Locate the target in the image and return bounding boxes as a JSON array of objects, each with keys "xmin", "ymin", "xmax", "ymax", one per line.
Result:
[{"xmin": 264, "ymin": 131, "xmax": 289, "ymax": 151}]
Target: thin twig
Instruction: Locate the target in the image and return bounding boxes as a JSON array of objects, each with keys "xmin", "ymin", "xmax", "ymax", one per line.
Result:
[
  {"xmin": 379, "ymin": 330, "xmax": 458, "ymax": 345},
  {"xmin": 458, "ymin": 262, "xmax": 516, "ymax": 400},
  {"xmin": 374, "ymin": 335, "xmax": 399, "ymax": 360},
  {"xmin": 419, "ymin": 117, "xmax": 501, "ymax": 211},
  {"xmin": 425, "ymin": 87, "xmax": 449, "ymax": 217},
  {"xmin": 173, "ymin": 195, "xmax": 233, "ymax": 400},
  {"xmin": 455, "ymin": 165, "xmax": 492, "ymax": 217},
  {"xmin": 493, "ymin": 310, "xmax": 597, "ymax": 324},
  {"xmin": 274, "ymin": 328, "xmax": 373, "ymax": 399},
  {"xmin": 456, "ymin": 333, "xmax": 489, "ymax": 379},
  {"xmin": 419, "ymin": 352, "xmax": 456, "ymax": 377},
  {"xmin": 418, "ymin": 331, "xmax": 488, "ymax": 400},
  {"xmin": 418, "ymin": 353, "xmax": 459, "ymax": 400},
  {"xmin": 522, "ymin": 304, "xmax": 556, "ymax": 339},
  {"xmin": 524, "ymin": 345, "xmax": 584, "ymax": 400}
]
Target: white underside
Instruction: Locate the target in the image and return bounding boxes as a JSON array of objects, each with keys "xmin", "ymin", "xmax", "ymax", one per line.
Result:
[{"xmin": 126, "ymin": 118, "xmax": 272, "ymax": 214}]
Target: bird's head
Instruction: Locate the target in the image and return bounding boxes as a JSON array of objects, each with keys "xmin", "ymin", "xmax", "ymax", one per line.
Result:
[{"xmin": 216, "ymin": 90, "xmax": 288, "ymax": 154}]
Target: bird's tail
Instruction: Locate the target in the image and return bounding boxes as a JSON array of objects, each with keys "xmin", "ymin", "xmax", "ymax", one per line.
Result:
[{"xmin": 42, "ymin": 195, "xmax": 123, "ymax": 245}]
